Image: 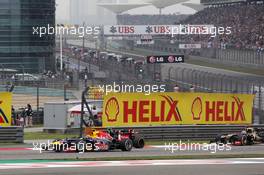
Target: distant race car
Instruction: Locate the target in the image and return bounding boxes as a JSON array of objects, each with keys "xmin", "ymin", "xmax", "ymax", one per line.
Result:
[
  {"xmin": 210, "ymin": 127, "xmax": 264, "ymax": 146},
  {"xmin": 42, "ymin": 128, "xmax": 144, "ymax": 152}
]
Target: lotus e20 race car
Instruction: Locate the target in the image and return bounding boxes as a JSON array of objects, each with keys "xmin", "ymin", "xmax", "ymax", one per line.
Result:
[
  {"xmin": 42, "ymin": 128, "xmax": 145, "ymax": 152},
  {"xmin": 210, "ymin": 127, "xmax": 264, "ymax": 146}
]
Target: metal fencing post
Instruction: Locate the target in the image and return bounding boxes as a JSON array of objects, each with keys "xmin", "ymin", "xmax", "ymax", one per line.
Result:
[
  {"xmin": 191, "ymin": 70, "xmax": 196, "ymax": 87},
  {"xmin": 181, "ymin": 68, "xmax": 186, "ymax": 84},
  {"xmin": 176, "ymin": 67, "xmax": 182, "ymax": 81},
  {"xmin": 219, "ymin": 74, "xmax": 223, "ymax": 93},
  {"xmin": 168, "ymin": 67, "xmax": 173, "ymax": 81},
  {"xmin": 258, "ymin": 84, "xmax": 262, "ymax": 124},
  {"xmin": 36, "ymin": 84, "xmax": 39, "ymax": 122},
  {"xmin": 210, "ymin": 73, "xmax": 215, "ymax": 91},
  {"xmin": 196, "ymin": 70, "xmax": 201, "ymax": 89},
  {"xmin": 80, "ymin": 86, "xmax": 89, "ymax": 138},
  {"xmin": 186, "ymin": 69, "xmax": 193, "ymax": 85},
  {"xmin": 201, "ymin": 72, "xmax": 208, "ymax": 91},
  {"xmin": 197, "ymin": 71, "xmax": 202, "ymax": 90},
  {"xmin": 235, "ymin": 80, "xmax": 239, "ymax": 93},
  {"xmin": 222, "ymin": 75, "xmax": 227, "ymax": 92}
]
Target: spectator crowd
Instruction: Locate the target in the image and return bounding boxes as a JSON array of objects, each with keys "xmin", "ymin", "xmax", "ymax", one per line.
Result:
[
  {"xmin": 180, "ymin": 3, "xmax": 264, "ymax": 50},
  {"xmin": 117, "ymin": 3, "xmax": 264, "ymax": 50}
]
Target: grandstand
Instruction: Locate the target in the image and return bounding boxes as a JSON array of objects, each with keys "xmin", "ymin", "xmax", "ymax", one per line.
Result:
[
  {"xmin": 116, "ymin": 0, "xmax": 263, "ymax": 50},
  {"xmin": 201, "ymin": 0, "xmax": 247, "ymax": 5},
  {"xmin": 181, "ymin": 2, "xmax": 264, "ymax": 49}
]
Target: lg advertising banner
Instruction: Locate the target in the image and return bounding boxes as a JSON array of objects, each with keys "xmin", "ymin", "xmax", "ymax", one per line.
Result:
[
  {"xmin": 0, "ymin": 92, "xmax": 12, "ymax": 127},
  {"xmin": 146, "ymin": 55, "xmax": 184, "ymax": 64},
  {"xmin": 102, "ymin": 93, "xmax": 254, "ymax": 127}
]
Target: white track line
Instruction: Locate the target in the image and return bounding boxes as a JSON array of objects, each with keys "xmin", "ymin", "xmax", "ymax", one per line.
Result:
[{"xmin": 1, "ymin": 158, "xmax": 264, "ymax": 170}]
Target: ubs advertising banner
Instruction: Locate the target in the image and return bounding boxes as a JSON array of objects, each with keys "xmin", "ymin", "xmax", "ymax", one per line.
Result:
[
  {"xmin": 0, "ymin": 92, "xmax": 12, "ymax": 127},
  {"xmin": 102, "ymin": 93, "xmax": 254, "ymax": 127},
  {"xmin": 104, "ymin": 25, "xmax": 215, "ymax": 36}
]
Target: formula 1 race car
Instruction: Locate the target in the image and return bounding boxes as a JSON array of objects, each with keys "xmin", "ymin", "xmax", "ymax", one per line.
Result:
[
  {"xmin": 42, "ymin": 137, "xmax": 111, "ymax": 153},
  {"xmin": 210, "ymin": 127, "xmax": 264, "ymax": 146},
  {"xmin": 86, "ymin": 128, "xmax": 145, "ymax": 149},
  {"xmin": 42, "ymin": 128, "xmax": 144, "ymax": 152}
]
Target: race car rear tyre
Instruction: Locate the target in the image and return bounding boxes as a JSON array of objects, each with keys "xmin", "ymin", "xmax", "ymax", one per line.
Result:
[
  {"xmin": 133, "ymin": 135, "xmax": 145, "ymax": 149},
  {"xmin": 121, "ymin": 139, "xmax": 133, "ymax": 151}
]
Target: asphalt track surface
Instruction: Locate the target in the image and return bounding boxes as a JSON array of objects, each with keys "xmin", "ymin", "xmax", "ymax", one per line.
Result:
[
  {"xmin": 68, "ymin": 40, "xmax": 264, "ymax": 80},
  {"xmin": 0, "ymin": 158, "xmax": 264, "ymax": 175},
  {"xmin": 1, "ymin": 143, "xmax": 264, "ymax": 160},
  {"xmin": 162, "ymin": 63, "xmax": 264, "ymax": 81}
]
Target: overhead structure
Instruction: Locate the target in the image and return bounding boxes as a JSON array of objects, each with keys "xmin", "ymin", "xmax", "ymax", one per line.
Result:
[
  {"xmin": 97, "ymin": 3, "xmax": 151, "ymax": 14},
  {"xmin": 145, "ymin": 0, "xmax": 189, "ymax": 14},
  {"xmin": 182, "ymin": 3, "xmax": 205, "ymax": 11}
]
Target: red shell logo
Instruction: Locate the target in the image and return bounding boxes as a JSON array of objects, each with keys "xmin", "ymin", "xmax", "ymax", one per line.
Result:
[
  {"xmin": 168, "ymin": 56, "xmax": 174, "ymax": 63},
  {"xmin": 191, "ymin": 97, "xmax": 202, "ymax": 120},
  {"xmin": 149, "ymin": 56, "xmax": 156, "ymax": 63},
  {"xmin": 105, "ymin": 97, "xmax": 119, "ymax": 122}
]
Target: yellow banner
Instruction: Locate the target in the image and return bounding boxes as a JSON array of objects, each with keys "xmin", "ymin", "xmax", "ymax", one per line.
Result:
[
  {"xmin": 102, "ymin": 92, "xmax": 254, "ymax": 127},
  {"xmin": 0, "ymin": 92, "xmax": 12, "ymax": 127}
]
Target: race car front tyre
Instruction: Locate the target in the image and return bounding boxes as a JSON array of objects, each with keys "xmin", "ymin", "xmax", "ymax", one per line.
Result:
[{"xmin": 121, "ymin": 139, "xmax": 133, "ymax": 151}]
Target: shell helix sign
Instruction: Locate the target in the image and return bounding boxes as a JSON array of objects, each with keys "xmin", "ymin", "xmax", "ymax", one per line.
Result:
[
  {"xmin": 0, "ymin": 92, "xmax": 12, "ymax": 127},
  {"xmin": 102, "ymin": 92, "xmax": 254, "ymax": 127}
]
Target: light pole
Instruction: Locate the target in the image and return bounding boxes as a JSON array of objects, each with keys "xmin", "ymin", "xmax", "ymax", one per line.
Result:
[
  {"xmin": 59, "ymin": 25, "xmax": 63, "ymax": 71},
  {"xmin": 84, "ymin": 74, "xmax": 88, "ymax": 88},
  {"xmin": 77, "ymin": 22, "xmax": 86, "ymax": 90},
  {"xmin": 36, "ymin": 82, "xmax": 39, "ymax": 121},
  {"xmin": 64, "ymin": 75, "xmax": 70, "ymax": 101}
]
